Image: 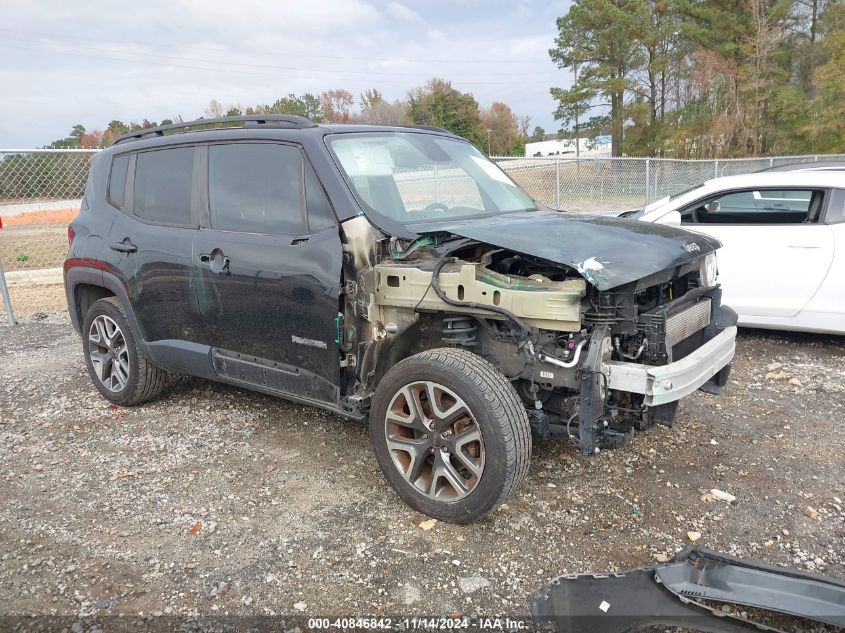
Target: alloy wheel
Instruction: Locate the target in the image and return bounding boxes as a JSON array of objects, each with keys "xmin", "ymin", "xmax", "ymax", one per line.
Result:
[
  {"xmin": 87, "ymin": 314, "xmax": 130, "ymax": 392},
  {"xmin": 384, "ymin": 381, "xmax": 485, "ymax": 501}
]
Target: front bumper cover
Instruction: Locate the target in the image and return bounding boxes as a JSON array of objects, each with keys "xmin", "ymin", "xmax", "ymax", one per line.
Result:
[
  {"xmin": 604, "ymin": 325, "xmax": 737, "ymax": 406},
  {"xmin": 530, "ymin": 545, "xmax": 845, "ymax": 633}
]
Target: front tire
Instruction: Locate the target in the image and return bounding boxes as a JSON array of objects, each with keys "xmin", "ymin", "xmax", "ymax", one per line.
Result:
[
  {"xmin": 370, "ymin": 348, "xmax": 531, "ymax": 523},
  {"xmin": 82, "ymin": 297, "xmax": 168, "ymax": 406}
]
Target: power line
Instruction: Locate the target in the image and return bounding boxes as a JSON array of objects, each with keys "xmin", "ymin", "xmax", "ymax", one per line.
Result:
[
  {"xmin": 0, "ymin": 41, "xmax": 561, "ymax": 86},
  {"xmin": 0, "ymin": 33, "xmax": 558, "ymax": 78},
  {"xmin": 0, "ymin": 27, "xmax": 554, "ymax": 65}
]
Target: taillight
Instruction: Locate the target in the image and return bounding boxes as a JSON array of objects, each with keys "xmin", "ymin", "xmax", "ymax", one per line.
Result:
[{"xmin": 68, "ymin": 226, "xmax": 75, "ymax": 246}]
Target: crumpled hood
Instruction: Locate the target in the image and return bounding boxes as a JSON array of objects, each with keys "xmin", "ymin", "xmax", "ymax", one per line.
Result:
[{"xmin": 409, "ymin": 210, "xmax": 721, "ymax": 290}]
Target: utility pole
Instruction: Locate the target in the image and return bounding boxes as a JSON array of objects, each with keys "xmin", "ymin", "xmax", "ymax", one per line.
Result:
[{"xmin": 486, "ymin": 129, "xmax": 493, "ymax": 155}]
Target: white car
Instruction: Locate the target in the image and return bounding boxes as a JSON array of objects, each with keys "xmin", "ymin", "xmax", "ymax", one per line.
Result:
[{"xmin": 631, "ymin": 172, "xmax": 845, "ymax": 334}]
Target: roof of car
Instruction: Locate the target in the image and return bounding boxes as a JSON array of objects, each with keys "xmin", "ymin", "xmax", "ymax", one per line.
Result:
[
  {"xmin": 759, "ymin": 161, "xmax": 845, "ymax": 172},
  {"xmin": 113, "ymin": 115, "xmax": 458, "ymax": 146},
  {"xmin": 702, "ymin": 170, "xmax": 845, "ymax": 189}
]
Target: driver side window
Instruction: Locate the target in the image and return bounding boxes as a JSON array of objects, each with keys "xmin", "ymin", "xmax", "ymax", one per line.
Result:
[{"xmin": 680, "ymin": 189, "xmax": 822, "ymax": 225}]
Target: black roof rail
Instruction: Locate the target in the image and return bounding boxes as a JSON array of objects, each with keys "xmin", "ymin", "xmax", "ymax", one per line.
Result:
[{"xmin": 113, "ymin": 114, "xmax": 318, "ymax": 145}]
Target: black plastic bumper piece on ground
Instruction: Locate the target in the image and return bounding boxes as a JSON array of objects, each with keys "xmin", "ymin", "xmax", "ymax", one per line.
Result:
[{"xmin": 529, "ymin": 545, "xmax": 845, "ymax": 633}]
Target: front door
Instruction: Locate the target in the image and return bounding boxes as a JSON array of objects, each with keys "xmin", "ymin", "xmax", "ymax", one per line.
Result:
[
  {"xmin": 193, "ymin": 141, "xmax": 342, "ymax": 403},
  {"xmin": 679, "ymin": 188, "xmax": 835, "ymax": 318}
]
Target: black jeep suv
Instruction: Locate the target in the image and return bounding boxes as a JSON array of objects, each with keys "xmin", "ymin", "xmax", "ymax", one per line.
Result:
[{"xmin": 65, "ymin": 115, "xmax": 737, "ymax": 522}]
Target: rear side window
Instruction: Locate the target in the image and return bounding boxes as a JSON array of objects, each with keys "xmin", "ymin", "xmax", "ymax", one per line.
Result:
[
  {"xmin": 208, "ymin": 143, "xmax": 306, "ymax": 235},
  {"xmin": 108, "ymin": 154, "xmax": 129, "ymax": 208},
  {"xmin": 133, "ymin": 147, "xmax": 194, "ymax": 225}
]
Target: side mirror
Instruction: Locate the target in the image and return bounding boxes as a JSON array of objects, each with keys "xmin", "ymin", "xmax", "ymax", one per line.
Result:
[{"xmin": 704, "ymin": 200, "xmax": 721, "ymax": 213}]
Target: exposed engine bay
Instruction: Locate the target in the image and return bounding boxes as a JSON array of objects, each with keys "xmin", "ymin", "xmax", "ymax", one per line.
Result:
[{"xmin": 338, "ymin": 216, "xmax": 737, "ymax": 455}]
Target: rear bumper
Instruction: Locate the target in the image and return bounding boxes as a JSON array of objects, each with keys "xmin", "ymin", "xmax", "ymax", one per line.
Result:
[{"xmin": 605, "ymin": 325, "xmax": 736, "ymax": 406}]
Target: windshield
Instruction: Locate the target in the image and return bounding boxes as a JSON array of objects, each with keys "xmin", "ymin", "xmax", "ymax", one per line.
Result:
[{"xmin": 327, "ymin": 133, "xmax": 536, "ymax": 225}]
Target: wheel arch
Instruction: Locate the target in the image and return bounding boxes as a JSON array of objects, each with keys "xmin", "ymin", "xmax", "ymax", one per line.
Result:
[
  {"xmin": 359, "ymin": 313, "xmax": 447, "ymax": 393},
  {"xmin": 73, "ymin": 284, "xmax": 114, "ymax": 330},
  {"xmin": 65, "ymin": 266, "xmax": 147, "ymax": 353}
]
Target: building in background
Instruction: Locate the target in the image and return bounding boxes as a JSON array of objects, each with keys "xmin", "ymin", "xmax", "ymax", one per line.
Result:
[{"xmin": 525, "ymin": 136, "xmax": 611, "ymax": 158}]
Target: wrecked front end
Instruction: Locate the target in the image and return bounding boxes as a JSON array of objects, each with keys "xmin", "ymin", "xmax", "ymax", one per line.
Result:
[{"xmin": 338, "ymin": 211, "xmax": 737, "ymax": 455}]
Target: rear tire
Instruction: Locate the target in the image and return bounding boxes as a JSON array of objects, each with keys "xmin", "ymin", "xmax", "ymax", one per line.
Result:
[
  {"xmin": 82, "ymin": 297, "xmax": 168, "ymax": 406},
  {"xmin": 370, "ymin": 348, "xmax": 531, "ymax": 523}
]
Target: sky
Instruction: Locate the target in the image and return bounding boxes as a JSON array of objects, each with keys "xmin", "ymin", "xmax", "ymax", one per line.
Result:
[{"xmin": 0, "ymin": 0, "xmax": 574, "ymax": 148}]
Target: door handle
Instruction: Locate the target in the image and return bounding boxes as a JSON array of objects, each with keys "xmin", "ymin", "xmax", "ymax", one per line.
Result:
[
  {"xmin": 290, "ymin": 237, "xmax": 310, "ymax": 246},
  {"xmin": 110, "ymin": 239, "xmax": 137, "ymax": 253}
]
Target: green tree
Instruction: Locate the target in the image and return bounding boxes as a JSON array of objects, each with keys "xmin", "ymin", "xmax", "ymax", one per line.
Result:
[
  {"xmin": 47, "ymin": 124, "xmax": 87, "ymax": 149},
  {"xmin": 70, "ymin": 124, "xmax": 86, "ymax": 144},
  {"xmin": 529, "ymin": 126, "xmax": 546, "ymax": 142},
  {"xmin": 629, "ymin": 0, "xmax": 684, "ymax": 155},
  {"xmin": 549, "ymin": 0, "xmax": 647, "ymax": 156},
  {"xmin": 408, "ymin": 79, "xmax": 484, "ymax": 146},
  {"xmin": 269, "ymin": 94, "xmax": 324, "ymax": 121},
  {"xmin": 102, "ymin": 120, "xmax": 132, "ymax": 146},
  {"xmin": 805, "ymin": 1, "xmax": 845, "ymax": 151},
  {"xmin": 550, "ymin": 81, "xmax": 592, "ymax": 149},
  {"xmin": 674, "ymin": 0, "xmax": 794, "ymax": 155}
]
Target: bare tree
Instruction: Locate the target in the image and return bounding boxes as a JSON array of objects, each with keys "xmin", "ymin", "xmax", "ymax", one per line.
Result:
[
  {"xmin": 517, "ymin": 114, "xmax": 532, "ymax": 138},
  {"xmin": 204, "ymin": 99, "xmax": 225, "ymax": 118},
  {"xmin": 356, "ymin": 89, "xmax": 411, "ymax": 125},
  {"xmin": 320, "ymin": 89, "xmax": 354, "ymax": 123},
  {"xmin": 480, "ymin": 102, "xmax": 520, "ymax": 155}
]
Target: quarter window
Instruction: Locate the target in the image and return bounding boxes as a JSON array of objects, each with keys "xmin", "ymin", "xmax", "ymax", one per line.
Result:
[
  {"xmin": 305, "ymin": 163, "xmax": 336, "ymax": 232},
  {"xmin": 826, "ymin": 188, "xmax": 845, "ymax": 224},
  {"xmin": 208, "ymin": 143, "xmax": 306, "ymax": 235},
  {"xmin": 132, "ymin": 147, "xmax": 194, "ymax": 225},
  {"xmin": 108, "ymin": 154, "xmax": 129, "ymax": 208}
]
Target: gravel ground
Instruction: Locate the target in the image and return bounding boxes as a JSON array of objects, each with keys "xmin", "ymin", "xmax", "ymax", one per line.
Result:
[
  {"xmin": 0, "ymin": 317, "xmax": 843, "ymax": 630},
  {"xmin": 1, "ymin": 284, "xmax": 67, "ymax": 320}
]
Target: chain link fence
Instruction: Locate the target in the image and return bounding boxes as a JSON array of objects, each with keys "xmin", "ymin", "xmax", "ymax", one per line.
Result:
[
  {"xmin": 0, "ymin": 149, "xmax": 97, "ymax": 323},
  {"xmin": 2, "ymin": 148, "xmax": 843, "ymax": 324},
  {"xmin": 494, "ymin": 154, "xmax": 845, "ymax": 212}
]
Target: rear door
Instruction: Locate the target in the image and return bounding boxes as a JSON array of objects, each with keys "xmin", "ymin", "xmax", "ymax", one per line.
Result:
[
  {"xmin": 193, "ymin": 141, "xmax": 342, "ymax": 403},
  {"xmin": 678, "ymin": 188, "xmax": 835, "ymax": 318},
  {"xmin": 104, "ymin": 145, "xmax": 207, "ymax": 344}
]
